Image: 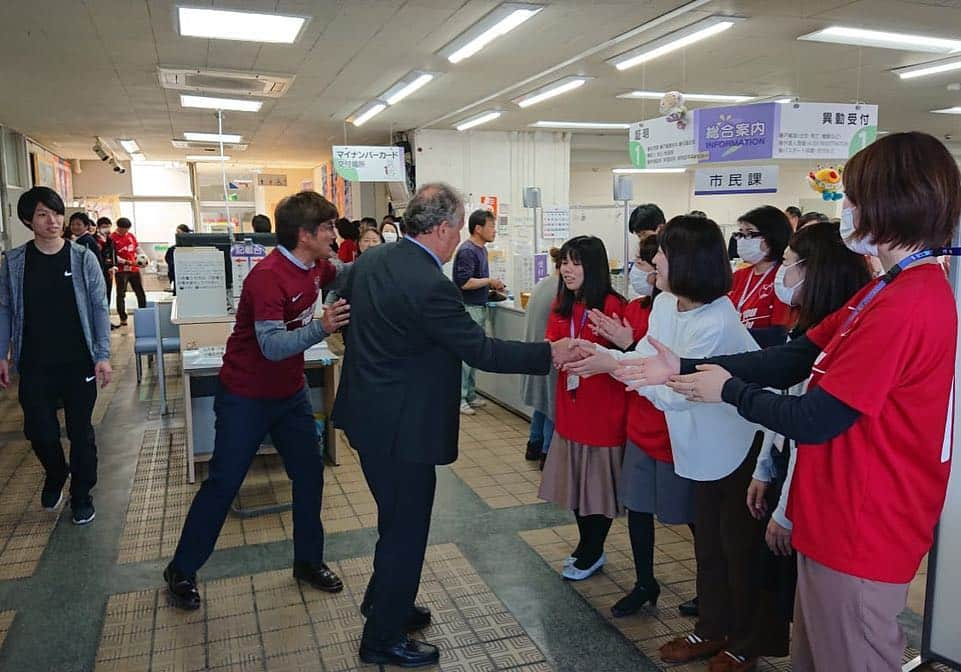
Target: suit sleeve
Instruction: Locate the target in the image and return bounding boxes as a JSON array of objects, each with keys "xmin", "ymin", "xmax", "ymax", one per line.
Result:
[{"xmin": 421, "ymin": 277, "xmax": 551, "ymax": 375}]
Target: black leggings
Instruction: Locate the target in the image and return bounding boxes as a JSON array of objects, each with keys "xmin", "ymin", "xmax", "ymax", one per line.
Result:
[{"xmin": 115, "ymin": 271, "xmax": 146, "ymax": 321}]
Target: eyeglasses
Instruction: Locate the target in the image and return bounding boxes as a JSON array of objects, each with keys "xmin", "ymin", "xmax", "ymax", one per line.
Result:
[
  {"xmin": 733, "ymin": 231, "xmax": 764, "ymax": 240},
  {"xmin": 318, "ymin": 221, "xmax": 335, "ymax": 232}
]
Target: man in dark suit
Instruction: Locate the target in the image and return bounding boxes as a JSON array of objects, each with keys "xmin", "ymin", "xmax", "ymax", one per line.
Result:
[{"xmin": 333, "ymin": 183, "xmax": 576, "ymax": 667}]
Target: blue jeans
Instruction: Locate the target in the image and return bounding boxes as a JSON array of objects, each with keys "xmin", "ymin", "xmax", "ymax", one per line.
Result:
[
  {"xmin": 528, "ymin": 410, "xmax": 554, "ymax": 455},
  {"xmin": 172, "ymin": 384, "xmax": 326, "ymax": 574},
  {"xmin": 460, "ymin": 304, "xmax": 488, "ymax": 403}
]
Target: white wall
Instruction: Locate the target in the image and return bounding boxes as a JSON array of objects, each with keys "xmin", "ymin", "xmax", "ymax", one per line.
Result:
[{"xmin": 72, "ymin": 159, "xmax": 133, "ymax": 197}]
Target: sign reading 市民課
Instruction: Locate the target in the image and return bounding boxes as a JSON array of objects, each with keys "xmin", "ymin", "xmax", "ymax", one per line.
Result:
[
  {"xmin": 628, "ymin": 102, "xmax": 878, "ymax": 169},
  {"xmin": 694, "ymin": 165, "xmax": 779, "ymax": 196},
  {"xmin": 333, "ymin": 145, "xmax": 406, "ymax": 182}
]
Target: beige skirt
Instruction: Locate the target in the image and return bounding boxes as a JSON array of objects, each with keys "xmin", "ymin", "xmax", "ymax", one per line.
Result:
[{"xmin": 538, "ymin": 434, "xmax": 625, "ymax": 519}]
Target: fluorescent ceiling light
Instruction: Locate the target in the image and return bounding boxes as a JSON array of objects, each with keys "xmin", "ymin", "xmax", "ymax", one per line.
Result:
[
  {"xmin": 618, "ymin": 90, "xmax": 752, "ymax": 102},
  {"xmin": 186, "ymin": 154, "xmax": 231, "ymax": 162},
  {"xmin": 383, "ymin": 72, "xmax": 435, "ymax": 105},
  {"xmin": 184, "ymin": 132, "xmax": 243, "ymax": 143},
  {"xmin": 895, "ymin": 55, "xmax": 961, "ymax": 79},
  {"xmin": 797, "ymin": 26, "xmax": 961, "ymax": 54},
  {"xmin": 608, "ymin": 16, "xmax": 742, "ymax": 71},
  {"xmin": 775, "ymin": 97, "xmax": 796, "ymax": 104},
  {"xmin": 180, "ymin": 94, "xmax": 262, "ymax": 112},
  {"xmin": 532, "ymin": 121, "xmax": 631, "ymax": 129},
  {"xmin": 441, "ymin": 3, "xmax": 543, "ymax": 64},
  {"xmin": 932, "ymin": 107, "xmax": 961, "ymax": 114},
  {"xmin": 351, "ymin": 102, "xmax": 386, "ymax": 127},
  {"xmin": 130, "ymin": 153, "xmax": 146, "ymax": 163},
  {"xmin": 613, "ymin": 168, "xmax": 687, "ymax": 174},
  {"xmin": 515, "ymin": 77, "xmax": 589, "ymax": 108},
  {"xmin": 118, "ymin": 139, "xmax": 140, "ymax": 153},
  {"xmin": 177, "ymin": 7, "xmax": 307, "ymax": 44},
  {"xmin": 455, "ymin": 111, "xmax": 502, "ymax": 131}
]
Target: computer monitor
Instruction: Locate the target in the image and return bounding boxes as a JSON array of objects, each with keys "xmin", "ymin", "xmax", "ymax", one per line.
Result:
[
  {"xmin": 175, "ymin": 232, "xmax": 234, "ymax": 289},
  {"xmin": 233, "ymin": 232, "xmax": 276, "ymax": 247}
]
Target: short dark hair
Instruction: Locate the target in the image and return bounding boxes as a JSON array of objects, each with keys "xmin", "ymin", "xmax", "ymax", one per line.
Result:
[
  {"xmin": 658, "ymin": 215, "xmax": 732, "ymax": 304},
  {"xmin": 628, "ymin": 204, "xmax": 665, "ymax": 234},
  {"xmin": 116, "ymin": 217, "xmax": 132, "ymax": 229},
  {"xmin": 468, "ymin": 209, "xmax": 495, "ymax": 235},
  {"xmin": 554, "ymin": 236, "xmax": 623, "ymax": 318},
  {"xmin": 69, "ymin": 212, "xmax": 91, "ymax": 227},
  {"xmin": 688, "ymin": 210, "xmax": 707, "ymax": 218},
  {"xmin": 796, "ymin": 211, "xmax": 827, "ymax": 229},
  {"xmin": 17, "ymin": 187, "xmax": 64, "ymax": 228},
  {"xmin": 96, "ymin": 217, "xmax": 112, "ymax": 228},
  {"xmin": 405, "ymin": 183, "xmax": 463, "ymax": 237},
  {"xmin": 275, "ymin": 191, "xmax": 339, "ymax": 249},
  {"xmin": 789, "ymin": 221, "xmax": 872, "ymax": 333},
  {"xmin": 251, "ymin": 214, "xmax": 271, "ymax": 232},
  {"xmin": 176, "ymin": 224, "xmax": 191, "ymax": 234},
  {"xmin": 785, "ymin": 206, "xmax": 802, "ymax": 219},
  {"xmin": 636, "ymin": 231, "xmax": 658, "ymax": 265},
  {"xmin": 333, "ymin": 217, "xmax": 359, "ymax": 241},
  {"xmin": 738, "ymin": 205, "xmax": 792, "ymax": 263},
  {"xmin": 844, "ymin": 131, "xmax": 961, "ymax": 249},
  {"xmin": 360, "ymin": 217, "xmax": 378, "ymax": 230}
]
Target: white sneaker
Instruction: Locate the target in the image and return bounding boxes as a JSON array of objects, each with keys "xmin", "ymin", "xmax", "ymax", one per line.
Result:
[
  {"xmin": 468, "ymin": 398, "xmax": 487, "ymax": 409},
  {"xmin": 562, "ymin": 553, "xmax": 607, "ymax": 581},
  {"xmin": 563, "ymin": 555, "xmax": 576, "ymax": 568},
  {"xmin": 460, "ymin": 402, "xmax": 476, "ymax": 416}
]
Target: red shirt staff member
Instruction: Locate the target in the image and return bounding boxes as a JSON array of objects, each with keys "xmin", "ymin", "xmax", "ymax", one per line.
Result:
[
  {"xmin": 163, "ymin": 191, "xmax": 351, "ymax": 612},
  {"xmin": 729, "ymin": 206, "xmax": 793, "ymax": 348},
  {"xmin": 109, "ymin": 217, "xmax": 147, "ymax": 327},
  {"xmin": 629, "ymin": 132, "xmax": 960, "ymax": 672}
]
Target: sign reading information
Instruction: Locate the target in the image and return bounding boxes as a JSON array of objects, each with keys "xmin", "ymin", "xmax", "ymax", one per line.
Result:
[
  {"xmin": 775, "ymin": 103, "xmax": 878, "ymax": 159},
  {"xmin": 694, "ymin": 165, "xmax": 779, "ymax": 196},
  {"xmin": 695, "ymin": 103, "xmax": 777, "ymax": 163},
  {"xmin": 332, "ymin": 145, "xmax": 406, "ymax": 182}
]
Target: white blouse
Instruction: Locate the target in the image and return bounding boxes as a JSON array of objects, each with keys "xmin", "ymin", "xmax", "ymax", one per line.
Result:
[{"xmin": 604, "ymin": 293, "xmax": 762, "ymax": 482}]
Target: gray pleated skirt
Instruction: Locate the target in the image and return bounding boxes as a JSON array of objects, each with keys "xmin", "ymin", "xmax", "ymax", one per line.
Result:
[{"xmin": 619, "ymin": 440, "xmax": 695, "ymax": 525}]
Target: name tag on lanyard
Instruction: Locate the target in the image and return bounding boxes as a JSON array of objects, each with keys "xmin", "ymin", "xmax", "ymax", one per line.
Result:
[{"xmin": 567, "ymin": 310, "xmax": 589, "ymax": 393}]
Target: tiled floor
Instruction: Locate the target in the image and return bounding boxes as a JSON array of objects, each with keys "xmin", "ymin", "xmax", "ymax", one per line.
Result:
[
  {"xmin": 451, "ymin": 404, "xmax": 545, "ymax": 509},
  {"xmin": 0, "ymin": 611, "xmax": 14, "ymax": 650},
  {"xmin": 96, "ymin": 543, "xmax": 549, "ymax": 672},
  {"xmin": 117, "ymin": 427, "xmax": 378, "ymax": 564},
  {"xmin": 0, "ymin": 440, "xmax": 64, "ymax": 579}
]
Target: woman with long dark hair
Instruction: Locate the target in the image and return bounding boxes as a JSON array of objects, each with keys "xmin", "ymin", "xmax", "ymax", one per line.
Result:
[{"xmin": 539, "ymin": 235, "xmax": 626, "ymax": 581}]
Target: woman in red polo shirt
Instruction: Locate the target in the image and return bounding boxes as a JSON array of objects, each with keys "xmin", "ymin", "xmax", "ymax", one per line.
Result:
[
  {"xmin": 539, "ymin": 235, "xmax": 626, "ymax": 582},
  {"xmin": 730, "ymin": 206, "xmax": 794, "ymax": 348},
  {"xmin": 628, "ymin": 131, "xmax": 960, "ymax": 671}
]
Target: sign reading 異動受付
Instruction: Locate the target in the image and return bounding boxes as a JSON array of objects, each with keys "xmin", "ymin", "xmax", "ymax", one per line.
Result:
[
  {"xmin": 332, "ymin": 145, "xmax": 406, "ymax": 182},
  {"xmin": 694, "ymin": 165, "xmax": 779, "ymax": 196},
  {"xmin": 775, "ymin": 103, "xmax": 878, "ymax": 159}
]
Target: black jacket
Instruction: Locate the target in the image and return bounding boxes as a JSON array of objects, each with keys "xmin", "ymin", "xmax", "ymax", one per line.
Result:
[{"xmin": 332, "ymin": 238, "xmax": 552, "ymax": 465}]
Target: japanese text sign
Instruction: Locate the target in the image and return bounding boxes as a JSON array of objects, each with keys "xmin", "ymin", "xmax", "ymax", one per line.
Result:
[
  {"xmin": 694, "ymin": 165, "xmax": 779, "ymax": 196},
  {"xmin": 332, "ymin": 145, "xmax": 406, "ymax": 182}
]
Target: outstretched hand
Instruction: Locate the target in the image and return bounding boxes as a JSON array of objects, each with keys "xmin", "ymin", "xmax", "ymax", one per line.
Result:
[
  {"xmin": 588, "ymin": 309, "xmax": 634, "ymax": 350},
  {"xmin": 550, "ymin": 338, "xmax": 587, "ymax": 368},
  {"xmin": 612, "ymin": 337, "xmax": 680, "ymax": 390},
  {"xmin": 563, "ymin": 348, "xmax": 620, "ymax": 378},
  {"xmin": 666, "ymin": 364, "xmax": 731, "ymax": 403},
  {"xmin": 322, "ymin": 299, "xmax": 351, "ymax": 333}
]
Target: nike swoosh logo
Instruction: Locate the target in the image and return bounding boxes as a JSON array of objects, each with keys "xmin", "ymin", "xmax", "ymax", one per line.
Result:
[
  {"xmin": 291, "ymin": 293, "xmax": 303, "ymax": 302},
  {"xmin": 85, "ymin": 376, "xmax": 96, "ymax": 382},
  {"xmin": 64, "ymin": 271, "xmax": 73, "ymax": 277}
]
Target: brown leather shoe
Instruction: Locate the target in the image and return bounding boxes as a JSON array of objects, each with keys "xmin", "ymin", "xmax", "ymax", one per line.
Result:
[
  {"xmin": 659, "ymin": 636, "xmax": 726, "ymax": 663},
  {"xmin": 708, "ymin": 650, "xmax": 757, "ymax": 672}
]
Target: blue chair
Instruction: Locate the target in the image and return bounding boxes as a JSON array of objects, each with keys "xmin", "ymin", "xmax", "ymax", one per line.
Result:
[{"xmin": 133, "ymin": 305, "xmax": 180, "ymax": 383}]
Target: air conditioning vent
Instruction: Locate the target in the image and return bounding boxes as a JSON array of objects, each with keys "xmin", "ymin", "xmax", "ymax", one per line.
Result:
[
  {"xmin": 159, "ymin": 67, "xmax": 293, "ymax": 97},
  {"xmin": 171, "ymin": 140, "xmax": 249, "ymax": 151}
]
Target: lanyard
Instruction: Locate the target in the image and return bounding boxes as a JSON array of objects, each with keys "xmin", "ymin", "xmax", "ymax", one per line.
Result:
[
  {"xmin": 737, "ymin": 264, "xmax": 775, "ymax": 313},
  {"xmin": 841, "ymin": 247, "xmax": 960, "ymax": 333},
  {"xmin": 570, "ymin": 308, "xmax": 589, "ymax": 339}
]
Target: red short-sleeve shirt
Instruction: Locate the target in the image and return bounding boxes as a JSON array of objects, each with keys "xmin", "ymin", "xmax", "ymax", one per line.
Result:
[
  {"xmin": 220, "ymin": 250, "xmax": 336, "ymax": 399},
  {"xmin": 546, "ymin": 294, "xmax": 627, "ymax": 447},
  {"xmin": 788, "ymin": 264, "xmax": 956, "ymax": 583},
  {"xmin": 729, "ymin": 264, "xmax": 793, "ymax": 330},
  {"xmin": 622, "ymin": 300, "xmax": 672, "ymax": 462}
]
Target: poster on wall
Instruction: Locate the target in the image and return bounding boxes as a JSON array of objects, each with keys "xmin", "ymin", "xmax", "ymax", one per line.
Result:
[
  {"xmin": 332, "ymin": 145, "xmax": 406, "ymax": 182},
  {"xmin": 319, "ymin": 163, "xmax": 353, "ymax": 219},
  {"xmin": 542, "ymin": 207, "xmax": 571, "ymax": 240},
  {"xmin": 775, "ymin": 103, "xmax": 878, "ymax": 159},
  {"xmin": 479, "ymin": 195, "xmax": 499, "ymax": 217},
  {"xmin": 694, "ymin": 165, "xmax": 779, "ymax": 196},
  {"xmin": 694, "ymin": 103, "xmax": 777, "ymax": 163},
  {"xmin": 628, "ymin": 118, "xmax": 699, "ymax": 169}
]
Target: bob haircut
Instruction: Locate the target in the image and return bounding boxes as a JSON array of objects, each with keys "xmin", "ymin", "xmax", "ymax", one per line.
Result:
[
  {"xmin": 628, "ymin": 203, "xmax": 665, "ymax": 234},
  {"xmin": 17, "ymin": 187, "xmax": 65, "ymax": 228},
  {"xmin": 844, "ymin": 131, "xmax": 961, "ymax": 249},
  {"xmin": 553, "ymin": 235, "xmax": 622, "ymax": 318},
  {"xmin": 275, "ymin": 192, "xmax": 339, "ymax": 250},
  {"xmin": 658, "ymin": 215, "xmax": 732, "ymax": 304},
  {"xmin": 789, "ymin": 221, "xmax": 872, "ymax": 334},
  {"xmin": 738, "ymin": 205, "xmax": 792, "ymax": 263}
]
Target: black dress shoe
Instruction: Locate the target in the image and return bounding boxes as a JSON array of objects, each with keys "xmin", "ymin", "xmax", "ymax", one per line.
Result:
[
  {"xmin": 361, "ymin": 602, "xmax": 432, "ymax": 632},
  {"xmin": 611, "ymin": 581, "xmax": 660, "ymax": 618},
  {"xmin": 524, "ymin": 441, "xmax": 541, "ymax": 461},
  {"xmin": 678, "ymin": 595, "xmax": 700, "ymax": 617},
  {"xmin": 359, "ymin": 637, "xmax": 439, "ymax": 668},
  {"xmin": 293, "ymin": 561, "xmax": 344, "ymax": 593},
  {"xmin": 164, "ymin": 563, "xmax": 201, "ymax": 611}
]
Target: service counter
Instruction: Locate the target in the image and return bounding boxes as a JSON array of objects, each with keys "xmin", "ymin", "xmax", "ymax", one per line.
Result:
[{"xmin": 475, "ymin": 301, "xmax": 534, "ymax": 419}]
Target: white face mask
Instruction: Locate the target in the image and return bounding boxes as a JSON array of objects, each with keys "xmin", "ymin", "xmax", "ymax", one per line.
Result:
[
  {"xmin": 774, "ymin": 261, "xmax": 803, "ymax": 306},
  {"xmin": 736, "ymin": 236, "xmax": 766, "ymax": 264},
  {"xmin": 629, "ymin": 263, "xmax": 654, "ymax": 297},
  {"xmin": 839, "ymin": 206, "xmax": 878, "ymax": 257},
  {"xmin": 382, "ymin": 231, "xmax": 398, "ymax": 243}
]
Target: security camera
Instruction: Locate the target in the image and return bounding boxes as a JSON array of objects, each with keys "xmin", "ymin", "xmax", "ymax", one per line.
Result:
[
  {"xmin": 113, "ymin": 164, "xmax": 126, "ymax": 174},
  {"xmin": 93, "ymin": 142, "xmax": 109, "ymax": 161}
]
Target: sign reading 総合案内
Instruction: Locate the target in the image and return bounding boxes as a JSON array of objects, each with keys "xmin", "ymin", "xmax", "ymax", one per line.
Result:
[
  {"xmin": 695, "ymin": 103, "xmax": 777, "ymax": 163},
  {"xmin": 694, "ymin": 165, "xmax": 779, "ymax": 196},
  {"xmin": 333, "ymin": 145, "xmax": 406, "ymax": 182}
]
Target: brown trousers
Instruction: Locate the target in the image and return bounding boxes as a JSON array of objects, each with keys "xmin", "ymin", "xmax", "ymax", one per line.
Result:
[
  {"xmin": 693, "ymin": 434, "xmax": 789, "ymax": 658},
  {"xmin": 792, "ymin": 553, "xmax": 909, "ymax": 672}
]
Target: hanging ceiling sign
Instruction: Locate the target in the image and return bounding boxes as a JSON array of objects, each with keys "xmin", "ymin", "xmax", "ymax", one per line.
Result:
[
  {"xmin": 694, "ymin": 103, "xmax": 777, "ymax": 163},
  {"xmin": 628, "ymin": 118, "xmax": 699, "ymax": 169},
  {"xmin": 694, "ymin": 165, "xmax": 779, "ymax": 196},
  {"xmin": 333, "ymin": 145, "xmax": 406, "ymax": 182},
  {"xmin": 775, "ymin": 102, "xmax": 879, "ymax": 159},
  {"xmin": 256, "ymin": 174, "xmax": 287, "ymax": 187}
]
